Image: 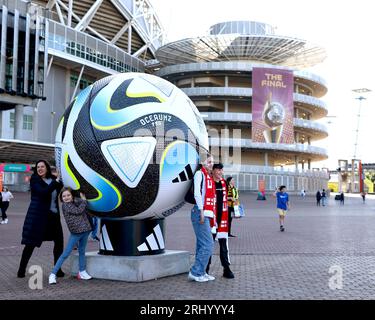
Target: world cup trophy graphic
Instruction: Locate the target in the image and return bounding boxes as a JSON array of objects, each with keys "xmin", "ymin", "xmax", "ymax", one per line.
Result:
[{"xmin": 262, "ymin": 92, "xmax": 285, "ymax": 143}]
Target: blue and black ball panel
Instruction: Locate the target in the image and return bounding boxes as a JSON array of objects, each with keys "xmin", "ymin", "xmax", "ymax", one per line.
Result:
[
  {"xmin": 88, "ymin": 76, "xmax": 168, "ymax": 132},
  {"xmin": 110, "ymin": 79, "xmax": 162, "ymax": 110},
  {"xmin": 64, "ymin": 155, "xmax": 110, "ymax": 218},
  {"xmin": 64, "ymin": 74, "xmax": 115, "ymax": 143}
]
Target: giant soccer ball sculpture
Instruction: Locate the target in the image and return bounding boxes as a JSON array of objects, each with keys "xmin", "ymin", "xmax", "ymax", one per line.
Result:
[{"xmin": 55, "ymin": 73, "xmax": 208, "ymax": 255}]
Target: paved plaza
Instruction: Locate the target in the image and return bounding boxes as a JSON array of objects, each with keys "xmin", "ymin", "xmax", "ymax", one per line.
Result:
[{"xmin": 1, "ymin": 192, "xmax": 375, "ymax": 300}]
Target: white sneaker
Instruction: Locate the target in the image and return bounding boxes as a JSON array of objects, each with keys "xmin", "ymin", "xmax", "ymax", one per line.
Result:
[
  {"xmin": 188, "ymin": 271, "xmax": 209, "ymax": 282},
  {"xmin": 77, "ymin": 270, "xmax": 92, "ymax": 280},
  {"xmin": 48, "ymin": 273, "xmax": 57, "ymax": 284},
  {"xmin": 204, "ymin": 273, "xmax": 215, "ymax": 281},
  {"xmin": 4, "ymin": 219, "xmax": 8, "ymax": 224},
  {"xmin": 0, "ymin": 221, "xmax": 4, "ymax": 225}
]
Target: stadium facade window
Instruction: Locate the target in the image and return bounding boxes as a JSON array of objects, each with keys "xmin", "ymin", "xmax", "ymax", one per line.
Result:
[
  {"xmin": 62, "ymin": 39, "xmax": 133, "ymax": 73},
  {"xmin": 28, "ymin": 33, "xmax": 36, "ymax": 96},
  {"xmin": 23, "ymin": 115, "xmax": 33, "ymax": 130},
  {"xmin": 10, "ymin": 112, "xmax": 15, "ymax": 128},
  {"xmin": 70, "ymin": 74, "xmax": 94, "ymax": 90},
  {"xmin": 57, "ymin": 37, "xmax": 138, "ymax": 72},
  {"xmin": 5, "ymin": 28, "xmax": 14, "ymax": 92}
]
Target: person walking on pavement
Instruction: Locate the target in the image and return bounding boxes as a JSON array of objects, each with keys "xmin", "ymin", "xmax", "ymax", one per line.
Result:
[
  {"xmin": 188, "ymin": 155, "xmax": 215, "ymax": 282},
  {"xmin": 274, "ymin": 186, "xmax": 290, "ymax": 232},
  {"xmin": 17, "ymin": 160, "xmax": 64, "ymax": 278},
  {"xmin": 340, "ymin": 192, "xmax": 345, "ymax": 205},
  {"xmin": 321, "ymin": 189, "xmax": 327, "ymax": 206},
  {"xmin": 1, "ymin": 187, "xmax": 14, "ymax": 224},
  {"xmin": 49, "ymin": 188, "xmax": 93, "ymax": 284},
  {"xmin": 316, "ymin": 190, "xmax": 322, "ymax": 206},
  {"xmin": 361, "ymin": 191, "xmax": 366, "ymax": 203},
  {"xmin": 206, "ymin": 163, "xmax": 234, "ymax": 279}
]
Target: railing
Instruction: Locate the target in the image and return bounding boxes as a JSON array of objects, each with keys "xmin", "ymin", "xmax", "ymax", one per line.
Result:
[
  {"xmin": 182, "ymin": 86, "xmax": 251, "ymax": 97},
  {"xmin": 156, "ymin": 61, "xmax": 328, "ymax": 89},
  {"xmin": 201, "ymin": 112, "xmax": 328, "ymax": 134},
  {"xmin": 294, "ymin": 118, "xmax": 328, "ymax": 133},
  {"xmin": 294, "ymin": 92, "xmax": 327, "ymax": 110},
  {"xmin": 223, "ymin": 164, "xmax": 330, "ymax": 179},
  {"xmin": 182, "ymin": 87, "xmax": 327, "ymax": 112},
  {"xmin": 209, "ymin": 137, "xmax": 328, "ymax": 156},
  {"xmin": 201, "ymin": 112, "xmax": 252, "ymax": 122},
  {"xmin": 294, "ymin": 70, "xmax": 328, "ymax": 89}
]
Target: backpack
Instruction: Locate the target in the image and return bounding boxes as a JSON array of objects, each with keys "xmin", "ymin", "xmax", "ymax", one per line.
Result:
[{"xmin": 184, "ymin": 171, "xmax": 204, "ymax": 204}]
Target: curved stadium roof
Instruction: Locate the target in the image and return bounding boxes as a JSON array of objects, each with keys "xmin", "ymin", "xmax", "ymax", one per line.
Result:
[{"xmin": 156, "ymin": 21, "xmax": 326, "ymax": 69}]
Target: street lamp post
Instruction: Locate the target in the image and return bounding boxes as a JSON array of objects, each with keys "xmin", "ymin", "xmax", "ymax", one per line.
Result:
[{"xmin": 351, "ymin": 88, "xmax": 371, "ymax": 192}]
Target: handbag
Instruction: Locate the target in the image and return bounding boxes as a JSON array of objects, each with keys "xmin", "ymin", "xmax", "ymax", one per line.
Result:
[
  {"xmin": 233, "ymin": 205, "xmax": 241, "ymax": 218},
  {"xmin": 239, "ymin": 204, "xmax": 245, "ymax": 217}
]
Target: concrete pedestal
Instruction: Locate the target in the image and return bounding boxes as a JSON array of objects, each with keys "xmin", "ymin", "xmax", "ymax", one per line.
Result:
[{"xmin": 69, "ymin": 250, "xmax": 190, "ymax": 282}]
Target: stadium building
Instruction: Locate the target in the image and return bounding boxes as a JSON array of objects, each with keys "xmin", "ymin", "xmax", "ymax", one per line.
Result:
[
  {"xmin": 151, "ymin": 21, "xmax": 330, "ymax": 192},
  {"xmin": 1, "ymin": 4, "xmax": 329, "ymax": 193},
  {"xmin": 0, "ymin": 0, "xmax": 164, "ymax": 190}
]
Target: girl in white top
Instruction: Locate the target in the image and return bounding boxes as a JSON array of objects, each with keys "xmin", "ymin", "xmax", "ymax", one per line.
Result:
[{"xmin": 1, "ymin": 187, "xmax": 14, "ymax": 224}]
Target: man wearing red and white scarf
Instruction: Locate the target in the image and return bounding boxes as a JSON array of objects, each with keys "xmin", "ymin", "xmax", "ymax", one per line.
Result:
[{"xmin": 206, "ymin": 163, "xmax": 234, "ymax": 279}]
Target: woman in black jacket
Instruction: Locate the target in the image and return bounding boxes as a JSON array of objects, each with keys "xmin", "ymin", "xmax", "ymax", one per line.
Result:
[{"xmin": 17, "ymin": 160, "xmax": 64, "ymax": 278}]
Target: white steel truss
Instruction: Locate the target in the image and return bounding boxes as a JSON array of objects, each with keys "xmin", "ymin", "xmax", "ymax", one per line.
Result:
[{"xmin": 43, "ymin": 0, "xmax": 165, "ymax": 60}]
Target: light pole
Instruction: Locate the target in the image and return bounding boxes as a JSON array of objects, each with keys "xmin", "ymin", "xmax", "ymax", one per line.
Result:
[
  {"xmin": 352, "ymin": 88, "xmax": 371, "ymax": 159},
  {"xmin": 351, "ymin": 88, "xmax": 371, "ymax": 193}
]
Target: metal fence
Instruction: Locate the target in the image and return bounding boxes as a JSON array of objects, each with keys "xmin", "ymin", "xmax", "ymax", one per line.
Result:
[{"xmin": 224, "ymin": 171, "xmax": 328, "ymax": 193}]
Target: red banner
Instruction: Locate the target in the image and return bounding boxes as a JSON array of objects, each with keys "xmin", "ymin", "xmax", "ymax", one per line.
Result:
[
  {"xmin": 359, "ymin": 161, "xmax": 363, "ymax": 193},
  {"xmin": 252, "ymin": 68, "xmax": 294, "ymax": 144}
]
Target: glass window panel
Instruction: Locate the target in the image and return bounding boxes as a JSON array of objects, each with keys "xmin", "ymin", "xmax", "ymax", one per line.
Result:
[{"xmin": 10, "ymin": 112, "xmax": 15, "ymax": 128}]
